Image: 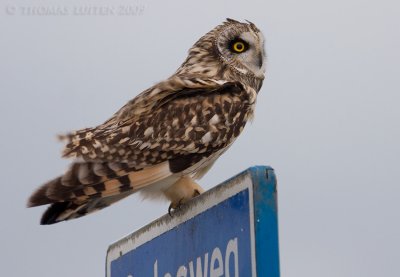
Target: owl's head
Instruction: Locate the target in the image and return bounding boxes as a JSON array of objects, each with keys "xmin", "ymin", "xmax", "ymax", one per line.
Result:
[
  {"xmin": 214, "ymin": 18, "xmax": 266, "ymax": 79},
  {"xmin": 179, "ymin": 19, "xmax": 266, "ymax": 82}
]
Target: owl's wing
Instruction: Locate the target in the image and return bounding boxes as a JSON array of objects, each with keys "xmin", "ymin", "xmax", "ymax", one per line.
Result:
[
  {"xmin": 61, "ymin": 77, "xmax": 253, "ymax": 168},
  {"xmin": 28, "ymin": 78, "xmax": 255, "ymax": 224}
]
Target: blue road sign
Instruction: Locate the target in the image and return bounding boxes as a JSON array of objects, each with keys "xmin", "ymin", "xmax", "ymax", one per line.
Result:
[{"xmin": 106, "ymin": 166, "xmax": 279, "ymax": 277}]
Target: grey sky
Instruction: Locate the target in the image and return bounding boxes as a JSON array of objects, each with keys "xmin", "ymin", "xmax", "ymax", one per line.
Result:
[{"xmin": 1, "ymin": 0, "xmax": 399, "ymax": 276}]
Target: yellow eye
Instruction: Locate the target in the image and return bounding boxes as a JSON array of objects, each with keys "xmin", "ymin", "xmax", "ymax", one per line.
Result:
[{"xmin": 231, "ymin": 40, "xmax": 247, "ymax": 53}]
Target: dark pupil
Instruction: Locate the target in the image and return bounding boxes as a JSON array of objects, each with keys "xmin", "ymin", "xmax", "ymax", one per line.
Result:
[{"xmin": 236, "ymin": 43, "xmax": 243, "ymax": 50}]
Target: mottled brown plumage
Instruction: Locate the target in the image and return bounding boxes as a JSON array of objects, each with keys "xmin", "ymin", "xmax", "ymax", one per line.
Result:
[{"xmin": 27, "ymin": 18, "xmax": 266, "ymax": 224}]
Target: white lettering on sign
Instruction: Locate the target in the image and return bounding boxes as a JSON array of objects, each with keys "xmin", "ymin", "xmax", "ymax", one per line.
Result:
[
  {"xmin": 153, "ymin": 238, "xmax": 239, "ymax": 277},
  {"xmin": 225, "ymin": 239, "xmax": 239, "ymax": 276},
  {"xmin": 210, "ymin": 247, "xmax": 223, "ymax": 277},
  {"xmin": 189, "ymin": 254, "xmax": 209, "ymax": 277},
  {"xmin": 176, "ymin": 265, "xmax": 188, "ymax": 277}
]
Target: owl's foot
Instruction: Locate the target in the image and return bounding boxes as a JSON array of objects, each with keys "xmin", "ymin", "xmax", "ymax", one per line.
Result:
[
  {"xmin": 168, "ymin": 198, "xmax": 184, "ymax": 217},
  {"xmin": 192, "ymin": 189, "xmax": 201, "ymax": 197},
  {"xmin": 165, "ymin": 177, "xmax": 205, "ymax": 217},
  {"xmin": 167, "ymin": 189, "xmax": 202, "ymax": 216}
]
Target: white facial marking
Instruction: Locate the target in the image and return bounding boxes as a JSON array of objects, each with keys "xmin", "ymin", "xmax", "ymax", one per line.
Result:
[{"xmin": 237, "ymin": 31, "xmax": 266, "ymax": 78}]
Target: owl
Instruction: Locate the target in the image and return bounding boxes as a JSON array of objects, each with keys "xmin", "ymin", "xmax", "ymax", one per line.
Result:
[{"xmin": 27, "ymin": 18, "xmax": 266, "ymax": 224}]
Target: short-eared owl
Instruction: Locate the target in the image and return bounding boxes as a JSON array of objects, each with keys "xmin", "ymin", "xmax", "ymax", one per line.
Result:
[{"xmin": 28, "ymin": 18, "xmax": 266, "ymax": 224}]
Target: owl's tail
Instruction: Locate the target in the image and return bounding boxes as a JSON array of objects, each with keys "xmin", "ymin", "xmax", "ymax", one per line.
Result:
[{"xmin": 27, "ymin": 161, "xmax": 172, "ymax": 224}]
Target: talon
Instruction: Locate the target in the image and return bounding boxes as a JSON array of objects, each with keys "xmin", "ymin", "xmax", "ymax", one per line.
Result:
[
  {"xmin": 168, "ymin": 198, "xmax": 184, "ymax": 217},
  {"xmin": 193, "ymin": 189, "xmax": 201, "ymax": 197},
  {"xmin": 175, "ymin": 198, "xmax": 184, "ymax": 210}
]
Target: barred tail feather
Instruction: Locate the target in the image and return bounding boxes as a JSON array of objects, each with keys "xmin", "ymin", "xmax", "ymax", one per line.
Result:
[
  {"xmin": 28, "ymin": 161, "xmax": 172, "ymax": 224},
  {"xmin": 40, "ymin": 191, "xmax": 134, "ymax": 225}
]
